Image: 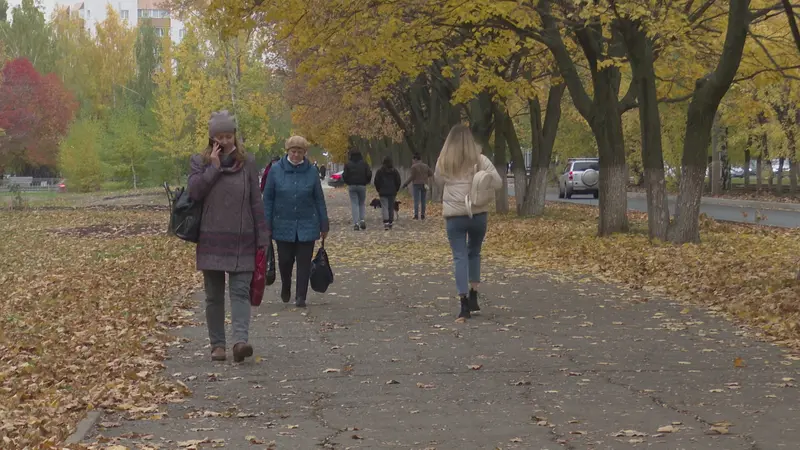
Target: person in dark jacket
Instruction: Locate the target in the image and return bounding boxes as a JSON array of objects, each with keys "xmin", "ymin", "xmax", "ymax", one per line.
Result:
[
  {"xmin": 373, "ymin": 156, "xmax": 402, "ymax": 230},
  {"xmin": 260, "ymin": 155, "xmax": 281, "ymax": 192},
  {"xmin": 342, "ymin": 149, "xmax": 372, "ymax": 230},
  {"xmin": 189, "ymin": 110, "xmax": 269, "ymax": 363},
  {"xmin": 318, "ymin": 164, "xmax": 327, "ymax": 180},
  {"xmin": 263, "ymin": 135, "xmax": 329, "ymax": 308}
]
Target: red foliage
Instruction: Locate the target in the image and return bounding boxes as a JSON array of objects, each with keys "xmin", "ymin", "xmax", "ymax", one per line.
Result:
[{"xmin": 0, "ymin": 58, "xmax": 77, "ymax": 170}]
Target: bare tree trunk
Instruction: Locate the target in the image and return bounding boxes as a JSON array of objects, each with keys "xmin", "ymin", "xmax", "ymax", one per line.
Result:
[
  {"xmin": 756, "ymin": 153, "xmax": 763, "ymax": 193},
  {"xmin": 764, "ymin": 138, "xmax": 773, "ymax": 191},
  {"xmin": 744, "ymin": 137, "xmax": 751, "ymax": 189},
  {"xmin": 494, "ymin": 105, "xmax": 509, "ymax": 214},
  {"xmin": 787, "ymin": 129, "xmax": 798, "ymax": 196},
  {"xmin": 668, "ymin": 0, "xmax": 751, "ymax": 244},
  {"xmin": 711, "ymin": 113, "xmax": 723, "ymax": 196},
  {"xmin": 590, "ymin": 86, "xmax": 629, "ymax": 235},
  {"xmin": 505, "ymin": 115, "xmax": 528, "ymax": 213},
  {"xmin": 521, "ymin": 84, "xmax": 565, "ymax": 217},
  {"xmin": 622, "ymin": 21, "xmax": 669, "ymax": 240},
  {"xmin": 539, "ymin": 1, "xmax": 628, "ymax": 235},
  {"xmin": 777, "ymin": 157, "xmax": 785, "ymax": 195}
]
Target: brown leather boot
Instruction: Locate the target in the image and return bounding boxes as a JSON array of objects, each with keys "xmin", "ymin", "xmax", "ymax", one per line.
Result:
[
  {"xmin": 211, "ymin": 347, "xmax": 226, "ymax": 361},
  {"xmin": 232, "ymin": 342, "xmax": 253, "ymax": 363}
]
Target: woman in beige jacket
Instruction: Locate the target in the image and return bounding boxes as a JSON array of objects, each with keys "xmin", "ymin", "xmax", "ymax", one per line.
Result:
[{"xmin": 434, "ymin": 124, "xmax": 503, "ymax": 319}]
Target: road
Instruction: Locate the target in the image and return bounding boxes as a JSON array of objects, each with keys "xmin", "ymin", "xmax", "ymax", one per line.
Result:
[{"xmin": 507, "ymin": 183, "xmax": 800, "ymax": 228}]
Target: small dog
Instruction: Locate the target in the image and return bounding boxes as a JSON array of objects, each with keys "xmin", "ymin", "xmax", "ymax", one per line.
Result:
[{"xmin": 370, "ymin": 198, "xmax": 402, "ymax": 213}]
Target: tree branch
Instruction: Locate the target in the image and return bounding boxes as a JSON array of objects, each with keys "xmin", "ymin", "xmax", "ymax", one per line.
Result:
[
  {"xmin": 782, "ymin": 0, "xmax": 800, "ymax": 54},
  {"xmin": 536, "ymin": 0, "xmax": 595, "ymax": 120},
  {"xmin": 618, "ymin": 78, "xmax": 639, "ymax": 113}
]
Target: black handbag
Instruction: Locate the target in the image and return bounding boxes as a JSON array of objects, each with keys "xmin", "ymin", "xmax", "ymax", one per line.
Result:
[
  {"xmin": 265, "ymin": 241, "xmax": 276, "ymax": 286},
  {"xmin": 309, "ymin": 240, "xmax": 334, "ymax": 293},
  {"xmin": 165, "ymin": 182, "xmax": 203, "ymax": 243}
]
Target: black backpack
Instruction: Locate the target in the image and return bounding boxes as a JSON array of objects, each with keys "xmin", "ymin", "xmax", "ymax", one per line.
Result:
[{"xmin": 164, "ymin": 182, "xmax": 203, "ymax": 243}]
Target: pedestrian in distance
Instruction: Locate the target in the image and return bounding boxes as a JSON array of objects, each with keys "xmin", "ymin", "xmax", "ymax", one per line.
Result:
[
  {"xmin": 260, "ymin": 155, "xmax": 281, "ymax": 192},
  {"xmin": 373, "ymin": 156, "xmax": 402, "ymax": 230},
  {"xmin": 434, "ymin": 124, "xmax": 503, "ymax": 320},
  {"xmin": 262, "ymin": 135, "xmax": 330, "ymax": 308},
  {"xmin": 401, "ymin": 152, "xmax": 434, "ymax": 220},
  {"xmin": 189, "ymin": 110, "xmax": 269, "ymax": 362},
  {"xmin": 342, "ymin": 148, "xmax": 372, "ymax": 230}
]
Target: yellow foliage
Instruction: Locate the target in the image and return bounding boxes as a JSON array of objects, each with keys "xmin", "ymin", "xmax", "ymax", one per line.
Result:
[{"xmin": 85, "ymin": 5, "xmax": 136, "ymax": 118}]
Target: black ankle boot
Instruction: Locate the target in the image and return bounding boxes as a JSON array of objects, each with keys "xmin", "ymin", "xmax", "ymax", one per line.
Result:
[
  {"xmin": 281, "ymin": 286, "xmax": 291, "ymax": 303},
  {"xmin": 468, "ymin": 289, "xmax": 480, "ymax": 312},
  {"xmin": 457, "ymin": 295, "xmax": 471, "ymax": 319}
]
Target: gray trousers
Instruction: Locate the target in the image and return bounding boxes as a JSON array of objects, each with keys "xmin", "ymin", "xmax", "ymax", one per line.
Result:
[
  {"xmin": 348, "ymin": 185, "xmax": 366, "ymax": 224},
  {"xmin": 203, "ymin": 270, "xmax": 252, "ymax": 348}
]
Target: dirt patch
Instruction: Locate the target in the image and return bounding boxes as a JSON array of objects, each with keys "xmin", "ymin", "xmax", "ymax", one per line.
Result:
[{"xmin": 50, "ymin": 222, "xmax": 166, "ymax": 238}]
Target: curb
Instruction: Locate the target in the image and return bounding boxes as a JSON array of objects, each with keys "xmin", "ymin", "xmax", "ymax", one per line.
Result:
[
  {"xmin": 623, "ymin": 191, "xmax": 800, "ymax": 212},
  {"xmin": 65, "ymin": 410, "xmax": 102, "ymax": 445}
]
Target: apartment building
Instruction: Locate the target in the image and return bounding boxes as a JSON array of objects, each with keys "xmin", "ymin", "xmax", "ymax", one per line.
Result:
[{"xmin": 64, "ymin": 0, "xmax": 185, "ymax": 42}]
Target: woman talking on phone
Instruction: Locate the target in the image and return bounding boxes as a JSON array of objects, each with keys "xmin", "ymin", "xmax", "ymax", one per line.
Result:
[{"xmin": 189, "ymin": 110, "xmax": 269, "ymax": 363}]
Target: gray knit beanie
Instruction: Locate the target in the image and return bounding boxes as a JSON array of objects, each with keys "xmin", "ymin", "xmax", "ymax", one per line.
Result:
[{"xmin": 208, "ymin": 110, "xmax": 236, "ymax": 137}]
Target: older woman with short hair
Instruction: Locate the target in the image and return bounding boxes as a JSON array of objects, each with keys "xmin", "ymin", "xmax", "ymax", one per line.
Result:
[{"xmin": 263, "ymin": 136, "xmax": 329, "ymax": 307}]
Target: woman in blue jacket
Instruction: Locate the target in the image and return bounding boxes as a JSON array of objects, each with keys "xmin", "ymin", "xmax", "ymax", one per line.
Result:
[{"xmin": 263, "ymin": 136, "xmax": 329, "ymax": 307}]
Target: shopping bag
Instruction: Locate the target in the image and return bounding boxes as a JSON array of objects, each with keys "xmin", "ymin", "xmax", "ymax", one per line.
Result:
[
  {"xmin": 250, "ymin": 246, "xmax": 267, "ymax": 306},
  {"xmin": 265, "ymin": 241, "xmax": 276, "ymax": 286},
  {"xmin": 309, "ymin": 241, "xmax": 334, "ymax": 293}
]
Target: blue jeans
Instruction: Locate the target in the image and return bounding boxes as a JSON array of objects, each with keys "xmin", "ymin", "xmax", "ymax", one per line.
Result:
[
  {"xmin": 348, "ymin": 185, "xmax": 366, "ymax": 224},
  {"xmin": 445, "ymin": 213, "xmax": 488, "ymax": 295},
  {"xmin": 412, "ymin": 184, "xmax": 427, "ymax": 218}
]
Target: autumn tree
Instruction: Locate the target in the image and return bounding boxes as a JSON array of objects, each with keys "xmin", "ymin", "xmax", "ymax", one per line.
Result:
[
  {"xmin": 665, "ymin": 0, "xmax": 799, "ymax": 243},
  {"xmin": 51, "ymin": 8, "xmax": 94, "ymax": 114},
  {"xmin": 59, "ymin": 119, "xmax": 103, "ymax": 192},
  {"xmin": 0, "ymin": 58, "xmax": 77, "ymax": 173},
  {"xmin": 85, "ymin": 6, "xmax": 135, "ymax": 118},
  {"xmin": 130, "ymin": 22, "xmax": 161, "ymax": 110},
  {"xmin": 0, "ymin": 0, "xmax": 55, "ymax": 74},
  {"xmin": 151, "ymin": 35, "xmax": 193, "ymax": 179}
]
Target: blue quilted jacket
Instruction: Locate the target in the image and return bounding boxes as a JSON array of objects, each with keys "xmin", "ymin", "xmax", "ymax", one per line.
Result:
[{"xmin": 263, "ymin": 156, "xmax": 329, "ymax": 242}]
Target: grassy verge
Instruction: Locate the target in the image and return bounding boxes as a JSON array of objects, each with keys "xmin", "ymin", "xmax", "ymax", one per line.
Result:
[
  {"xmin": 0, "ymin": 208, "xmax": 196, "ymax": 447},
  {"xmin": 480, "ymin": 202, "xmax": 800, "ymax": 348}
]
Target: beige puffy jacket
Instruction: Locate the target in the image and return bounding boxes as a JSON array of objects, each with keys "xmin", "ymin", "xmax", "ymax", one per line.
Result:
[{"xmin": 435, "ymin": 154, "xmax": 503, "ymax": 218}]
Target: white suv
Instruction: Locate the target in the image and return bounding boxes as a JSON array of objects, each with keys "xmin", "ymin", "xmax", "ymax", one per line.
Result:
[{"xmin": 559, "ymin": 158, "xmax": 600, "ymax": 199}]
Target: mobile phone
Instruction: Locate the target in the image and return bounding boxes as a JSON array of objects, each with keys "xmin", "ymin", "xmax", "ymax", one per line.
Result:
[{"xmin": 209, "ymin": 138, "xmax": 218, "ymax": 148}]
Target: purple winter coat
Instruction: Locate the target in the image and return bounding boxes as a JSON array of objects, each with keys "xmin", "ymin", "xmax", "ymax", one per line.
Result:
[{"xmin": 188, "ymin": 152, "xmax": 269, "ymax": 272}]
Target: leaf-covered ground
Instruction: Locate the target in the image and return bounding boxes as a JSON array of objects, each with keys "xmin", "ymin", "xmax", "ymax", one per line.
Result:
[
  {"xmin": 1, "ymin": 189, "xmax": 798, "ymax": 448},
  {"xmin": 0, "ymin": 205, "xmax": 197, "ymax": 448}
]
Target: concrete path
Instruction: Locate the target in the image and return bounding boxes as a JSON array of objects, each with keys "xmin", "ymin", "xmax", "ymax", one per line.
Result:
[{"xmin": 83, "ymin": 190, "xmax": 800, "ymax": 449}]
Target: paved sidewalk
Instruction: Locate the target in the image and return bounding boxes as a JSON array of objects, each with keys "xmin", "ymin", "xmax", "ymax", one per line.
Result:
[{"xmin": 83, "ymin": 192, "xmax": 800, "ymax": 449}]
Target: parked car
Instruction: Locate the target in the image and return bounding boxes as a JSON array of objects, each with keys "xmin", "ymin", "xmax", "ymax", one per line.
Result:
[
  {"xmin": 327, "ymin": 170, "xmax": 345, "ymax": 188},
  {"xmin": 559, "ymin": 158, "xmax": 599, "ymax": 199},
  {"xmin": 730, "ymin": 166, "xmax": 745, "ymax": 178}
]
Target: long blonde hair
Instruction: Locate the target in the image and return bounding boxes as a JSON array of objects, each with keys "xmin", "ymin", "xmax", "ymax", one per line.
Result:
[
  {"xmin": 202, "ymin": 134, "xmax": 246, "ymax": 165},
  {"xmin": 436, "ymin": 124, "xmax": 481, "ymax": 178}
]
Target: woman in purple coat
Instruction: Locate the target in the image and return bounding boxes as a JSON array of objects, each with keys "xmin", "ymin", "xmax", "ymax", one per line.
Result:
[{"xmin": 189, "ymin": 110, "xmax": 269, "ymax": 363}]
